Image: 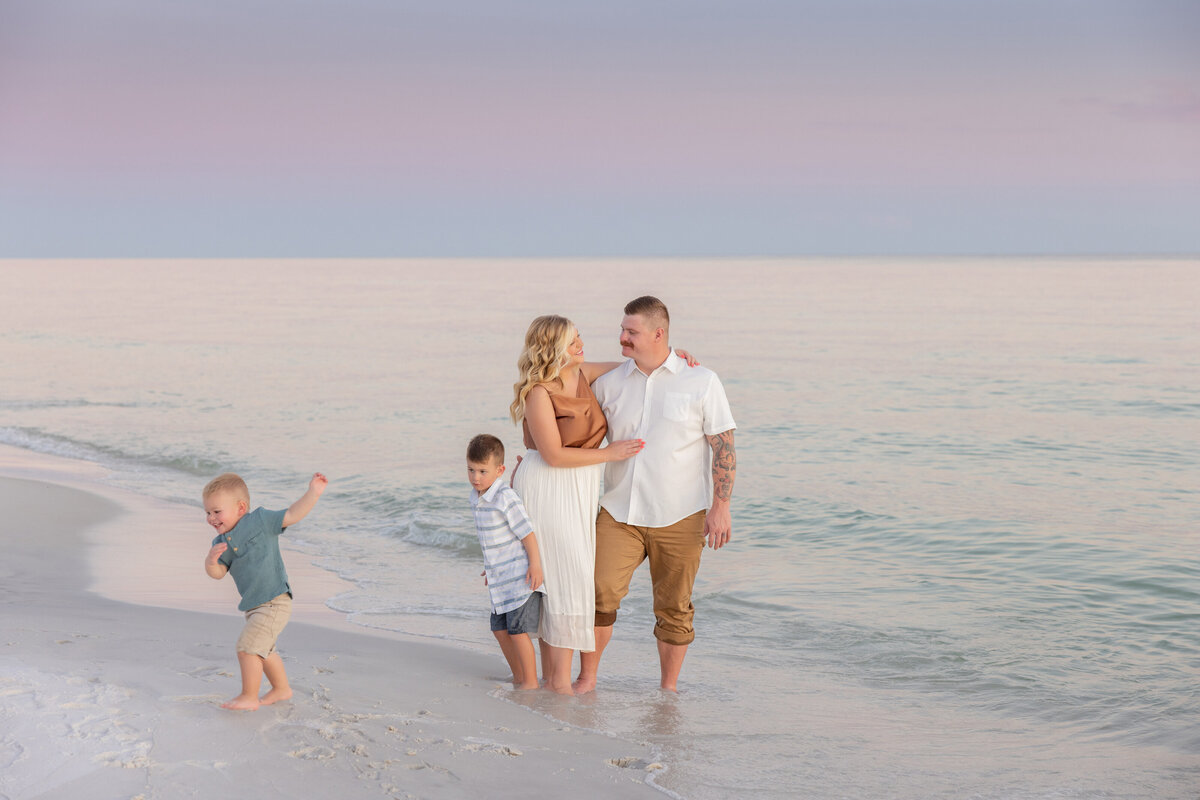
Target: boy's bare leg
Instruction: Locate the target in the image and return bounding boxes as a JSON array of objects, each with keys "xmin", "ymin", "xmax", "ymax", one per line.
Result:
[
  {"xmin": 511, "ymin": 633, "xmax": 539, "ymax": 689},
  {"xmin": 543, "ymin": 643, "xmax": 575, "ymax": 695},
  {"xmin": 222, "ymin": 651, "xmax": 265, "ymax": 710},
  {"xmin": 259, "ymin": 651, "xmax": 293, "ymax": 704},
  {"xmin": 494, "ymin": 630, "xmax": 519, "ymax": 683},
  {"xmin": 494, "ymin": 630, "xmax": 537, "ymax": 689},
  {"xmin": 657, "ymin": 640, "xmax": 688, "ymax": 692},
  {"xmin": 574, "ymin": 624, "xmax": 612, "ymax": 693}
]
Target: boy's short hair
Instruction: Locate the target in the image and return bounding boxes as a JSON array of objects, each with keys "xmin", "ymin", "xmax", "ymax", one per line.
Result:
[
  {"xmin": 467, "ymin": 434, "xmax": 505, "ymax": 465},
  {"xmin": 203, "ymin": 473, "xmax": 251, "ymax": 506},
  {"xmin": 624, "ymin": 295, "xmax": 670, "ymax": 331}
]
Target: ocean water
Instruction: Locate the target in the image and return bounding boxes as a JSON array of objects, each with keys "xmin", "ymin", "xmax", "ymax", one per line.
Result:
[{"xmin": 1, "ymin": 257, "xmax": 1197, "ymax": 799}]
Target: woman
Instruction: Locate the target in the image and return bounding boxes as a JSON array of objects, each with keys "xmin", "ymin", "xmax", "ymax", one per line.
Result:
[{"xmin": 510, "ymin": 315, "xmax": 692, "ymax": 694}]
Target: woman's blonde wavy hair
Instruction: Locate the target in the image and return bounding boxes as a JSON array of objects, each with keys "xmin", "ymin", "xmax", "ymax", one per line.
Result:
[{"xmin": 510, "ymin": 314, "xmax": 574, "ymax": 423}]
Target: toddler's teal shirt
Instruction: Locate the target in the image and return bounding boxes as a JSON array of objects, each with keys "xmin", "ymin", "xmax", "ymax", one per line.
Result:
[{"xmin": 213, "ymin": 507, "xmax": 291, "ymax": 611}]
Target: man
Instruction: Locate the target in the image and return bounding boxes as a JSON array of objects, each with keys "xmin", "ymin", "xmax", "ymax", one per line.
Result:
[{"xmin": 576, "ymin": 295, "xmax": 736, "ymax": 692}]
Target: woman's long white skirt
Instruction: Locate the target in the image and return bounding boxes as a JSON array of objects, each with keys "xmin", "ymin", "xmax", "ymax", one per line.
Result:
[{"xmin": 512, "ymin": 450, "xmax": 602, "ymax": 652}]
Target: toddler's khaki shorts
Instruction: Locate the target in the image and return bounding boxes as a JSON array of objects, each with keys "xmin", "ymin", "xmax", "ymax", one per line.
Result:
[{"xmin": 236, "ymin": 593, "xmax": 292, "ymax": 658}]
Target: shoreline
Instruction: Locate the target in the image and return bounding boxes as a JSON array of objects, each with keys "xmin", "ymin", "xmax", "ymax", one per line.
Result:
[
  {"xmin": 0, "ymin": 446, "xmax": 667, "ymax": 799},
  {"xmin": 0, "ymin": 443, "xmax": 361, "ymax": 631}
]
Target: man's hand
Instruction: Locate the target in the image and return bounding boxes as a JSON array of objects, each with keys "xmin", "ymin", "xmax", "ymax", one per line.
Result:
[{"xmin": 704, "ymin": 502, "xmax": 732, "ymax": 549}]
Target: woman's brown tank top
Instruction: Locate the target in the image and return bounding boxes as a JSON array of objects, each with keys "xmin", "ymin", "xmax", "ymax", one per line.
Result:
[{"xmin": 522, "ymin": 375, "xmax": 607, "ymax": 450}]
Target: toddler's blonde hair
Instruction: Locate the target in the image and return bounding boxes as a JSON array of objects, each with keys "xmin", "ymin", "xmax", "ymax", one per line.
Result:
[{"xmin": 203, "ymin": 473, "xmax": 250, "ymax": 506}]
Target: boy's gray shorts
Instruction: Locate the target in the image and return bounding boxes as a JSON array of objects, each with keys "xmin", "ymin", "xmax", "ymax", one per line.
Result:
[{"xmin": 490, "ymin": 592, "xmax": 542, "ymax": 636}]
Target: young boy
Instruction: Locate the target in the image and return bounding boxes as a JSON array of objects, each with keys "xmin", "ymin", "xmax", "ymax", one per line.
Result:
[
  {"xmin": 467, "ymin": 434, "xmax": 544, "ymax": 690},
  {"xmin": 203, "ymin": 471, "xmax": 328, "ymax": 710}
]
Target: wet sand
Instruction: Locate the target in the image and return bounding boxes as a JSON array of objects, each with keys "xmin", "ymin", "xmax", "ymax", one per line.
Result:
[{"xmin": 0, "ymin": 451, "xmax": 665, "ymax": 799}]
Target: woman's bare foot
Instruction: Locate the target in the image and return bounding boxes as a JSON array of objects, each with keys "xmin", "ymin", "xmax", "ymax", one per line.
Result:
[
  {"xmin": 259, "ymin": 687, "xmax": 293, "ymax": 705},
  {"xmin": 572, "ymin": 676, "xmax": 596, "ymax": 694},
  {"xmin": 547, "ymin": 680, "xmax": 575, "ymax": 696},
  {"xmin": 220, "ymin": 693, "xmax": 261, "ymax": 711}
]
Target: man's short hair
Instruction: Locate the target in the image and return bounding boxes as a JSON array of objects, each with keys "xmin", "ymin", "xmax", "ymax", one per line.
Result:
[
  {"xmin": 467, "ymin": 434, "xmax": 505, "ymax": 465},
  {"xmin": 624, "ymin": 295, "xmax": 670, "ymax": 331},
  {"xmin": 203, "ymin": 472, "xmax": 250, "ymax": 505}
]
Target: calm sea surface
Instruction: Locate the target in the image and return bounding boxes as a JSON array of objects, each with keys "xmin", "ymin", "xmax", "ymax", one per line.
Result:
[{"xmin": 1, "ymin": 258, "xmax": 1197, "ymax": 799}]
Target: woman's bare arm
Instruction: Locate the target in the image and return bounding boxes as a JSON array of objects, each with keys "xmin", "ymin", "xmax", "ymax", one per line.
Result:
[{"xmin": 524, "ymin": 386, "xmax": 642, "ymax": 468}]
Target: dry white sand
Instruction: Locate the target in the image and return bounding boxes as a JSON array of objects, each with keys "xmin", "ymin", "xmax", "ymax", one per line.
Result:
[{"xmin": 0, "ymin": 450, "xmax": 666, "ymax": 799}]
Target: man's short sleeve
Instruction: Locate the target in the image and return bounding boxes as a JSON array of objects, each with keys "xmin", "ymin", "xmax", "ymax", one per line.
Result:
[{"xmin": 702, "ymin": 373, "xmax": 736, "ymax": 436}]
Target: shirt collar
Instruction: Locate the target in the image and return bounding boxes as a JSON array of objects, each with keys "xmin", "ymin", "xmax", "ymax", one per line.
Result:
[
  {"xmin": 624, "ymin": 350, "xmax": 683, "ymax": 378},
  {"xmin": 478, "ymin": 477, "xmax": 505, "ymax": 504},
  {"xmin": 661, "ymin": 350, "xmax": 685, "ymax": 374}
]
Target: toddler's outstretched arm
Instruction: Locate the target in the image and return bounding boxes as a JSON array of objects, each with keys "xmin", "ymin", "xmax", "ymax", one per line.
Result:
[{"xmin": 283, "ymin": 472, "xmax": 329, "ymax": 528}]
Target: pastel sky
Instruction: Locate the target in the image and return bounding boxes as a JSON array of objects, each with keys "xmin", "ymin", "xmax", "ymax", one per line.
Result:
[{"xmin": 2, "ymin": 0, "xmax": 1198, "ymax": 256}]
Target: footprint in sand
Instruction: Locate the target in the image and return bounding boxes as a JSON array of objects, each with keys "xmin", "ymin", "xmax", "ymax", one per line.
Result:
[
  {"xmin": 288, "ymin": 746, "xmax": 336, "ymax": 760},
  {"xmin": 461, "ymin": 738, "xmax": 523, "ymax": 757},
  {"xmin": 405, "ymin": 761, "xmax": 454, "ymax": 776},
  {"xmin": 607, "ymin": 757, "xmax": 663, "ymax": 771},
  {"xmin": 184, "ymin": 665, "xmax": 234, "ymax": 681},
  {"xmin": 162, "ymin": 694, "xmax": 225, "ymax": 704}
]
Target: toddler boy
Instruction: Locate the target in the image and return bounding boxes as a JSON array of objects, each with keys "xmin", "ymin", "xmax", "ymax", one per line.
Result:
[
  {"xmin": 203, "ymin": 471, "xmax": 327, "ymax": 710},
  {"xmin": 467, "ymin": 434, "xmax": 543, "ymax": 689}
]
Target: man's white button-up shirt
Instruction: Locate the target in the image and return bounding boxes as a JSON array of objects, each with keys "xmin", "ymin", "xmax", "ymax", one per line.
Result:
[{"xmin": 593, "ymin": 350, "xmax": 736, "ymax": 528}]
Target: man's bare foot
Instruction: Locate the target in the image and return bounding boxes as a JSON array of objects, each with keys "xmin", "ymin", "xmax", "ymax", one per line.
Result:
[
  {"xmin": 220, "ymin": 694, "xmax": 261, "ymax": 711},
  {"xmin": 572, "ymin": 676, "xmax": 596, "ymax": 694},
  {"xmin": 259, "ymin": 687, "xmax": 293, "ymax": 705}
]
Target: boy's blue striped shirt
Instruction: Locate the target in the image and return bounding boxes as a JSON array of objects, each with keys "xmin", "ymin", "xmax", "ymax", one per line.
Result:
[{"xmin": 470, "ymin": 478, "xmax": 540, "ymax": 614}]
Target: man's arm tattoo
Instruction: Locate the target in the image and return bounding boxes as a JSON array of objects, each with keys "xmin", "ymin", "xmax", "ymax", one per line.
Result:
[{"xmin": 707, "ymin": 430, "xmax": 736, "ymax": 502}]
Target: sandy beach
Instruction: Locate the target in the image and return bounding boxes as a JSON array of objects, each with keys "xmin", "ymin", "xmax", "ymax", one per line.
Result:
[{"xmin": 0, "ymin": 449, "xmax": 665, "ymax": 800}]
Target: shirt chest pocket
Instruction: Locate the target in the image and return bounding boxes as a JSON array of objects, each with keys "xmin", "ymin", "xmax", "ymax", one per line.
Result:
[
  {"xmin": 663, "ymin": 391, "xmax": 700, "ymax": 423},
  {"xmin": 227, "ymin": 529, "xmax": 262, "ymax": 559}
]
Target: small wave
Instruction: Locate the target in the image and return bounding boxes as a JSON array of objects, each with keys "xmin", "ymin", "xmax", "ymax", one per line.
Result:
[
  {"xmin": 0, "ymin": 397, "xmax": 150, "ymax": 411},
  {"xmin": 333, "ymin": 485, "xmax": 479, "ymax": 556},
  {"xmin": 1115, "ymin": 399, "xmax": 1200, "ymax": 417},
  {"xmin": 381, "ymin": 513, "xmax": 478, "ymax": 556},
  {"xmin": 0, "ymin": 427, "xmax": 227, "ymax": 478}
]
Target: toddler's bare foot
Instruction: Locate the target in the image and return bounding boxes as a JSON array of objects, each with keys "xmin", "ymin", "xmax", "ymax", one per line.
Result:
[
  {"xmin": 259, "ymin": 687, "xmax": 293, "ymax": 705},
  {"xmin": 220, "ymin": 694, "xmax": 261, "ymax": 711}
]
